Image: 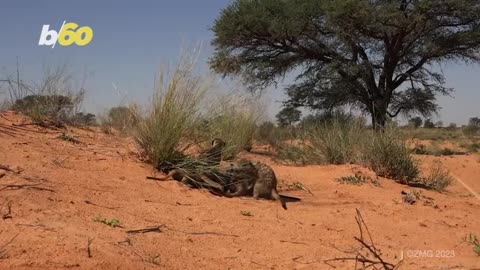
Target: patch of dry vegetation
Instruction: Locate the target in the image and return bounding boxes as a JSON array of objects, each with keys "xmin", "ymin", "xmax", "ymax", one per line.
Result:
[{"xmin": 6, "ymin": 65, "xmax": 88, "ymax": 127}]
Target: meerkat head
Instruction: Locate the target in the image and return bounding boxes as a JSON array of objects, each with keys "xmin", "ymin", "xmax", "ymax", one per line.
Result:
[{"xmin": 211, "ymin": 138, "xmax": 226, "ymax": 148}]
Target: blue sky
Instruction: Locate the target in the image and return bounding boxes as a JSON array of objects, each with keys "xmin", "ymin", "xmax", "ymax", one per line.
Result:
[{"xmin": 0, "ymin": 0, "xmax": 479, "ymax": 124}]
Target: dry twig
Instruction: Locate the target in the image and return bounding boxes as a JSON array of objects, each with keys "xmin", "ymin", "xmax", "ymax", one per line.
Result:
[
  {"xmin": 127, "ymin": 225, "xmax": 165, "ymax": 234},
  {"xmin": 324, "ymin": 209, "xmax": 403, "ymax": 269}
]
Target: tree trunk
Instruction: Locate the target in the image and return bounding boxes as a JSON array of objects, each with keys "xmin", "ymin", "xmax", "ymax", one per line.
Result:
[{"xmin": 370, "ymin": 99, "xmax": 387, "ymax": 130}]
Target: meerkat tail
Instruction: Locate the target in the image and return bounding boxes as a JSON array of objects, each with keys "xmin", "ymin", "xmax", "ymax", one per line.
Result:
[
  {"xmin": 271, "ymin": 189, "xmax": 287, "ymax": 210},
  {"xmin": 279, "ymin": 195, "xmax": 302, "ymax": 202}
]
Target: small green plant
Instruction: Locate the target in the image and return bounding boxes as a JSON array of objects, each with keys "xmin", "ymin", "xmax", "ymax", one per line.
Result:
[
  {"xmin": 421, "ymin": 161, "xmax": 454, "ymax": 191},
  {"xmin": 57, "ymin": 133, "xmax": 81, "ymax": 144},
  {"xmin": 292, "ymin": 181, "xmax": 313, "ymax": 194},
  {"xmin": 336, "ymin": 175, "xmax": 366, "ymax": 185},
  {"xmin": 240, "ymin": 211, "xmax": 254, "ymax": 217},
  {"xmin": 92, "ymin": 216, "xmax": 121, "ymax": 227},
  {"xmin": 463, "ymin": 233, "xmax": 480, "ymax": 256}
]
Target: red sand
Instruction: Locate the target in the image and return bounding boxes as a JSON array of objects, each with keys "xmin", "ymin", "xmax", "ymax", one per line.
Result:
[{"xmin": 1, "ymin": 111, "xmax": 479, "ymax": 269}]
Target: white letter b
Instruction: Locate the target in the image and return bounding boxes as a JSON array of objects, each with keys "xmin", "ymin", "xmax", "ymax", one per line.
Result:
[{"xmin": 38, "ymin": 25, "xmax": 58, "ymax": 46}]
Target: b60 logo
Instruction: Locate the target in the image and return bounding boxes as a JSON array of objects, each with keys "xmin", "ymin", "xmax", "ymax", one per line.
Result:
[{"xmin": 39, "ymin": 21, "xmax": 93, "ymax": 48}]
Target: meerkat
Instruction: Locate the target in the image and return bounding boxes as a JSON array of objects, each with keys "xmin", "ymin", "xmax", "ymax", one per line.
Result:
[
  {"xmin": 198, "ymin": 138, "xmax": 226, "ymax": 166},
  {"xmin": 221, "ymin": 159, "xmax": 287, "ymax": 210}
]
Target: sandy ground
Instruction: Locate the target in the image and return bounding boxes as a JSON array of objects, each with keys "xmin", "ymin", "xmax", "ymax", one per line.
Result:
[{"xmin": 0, "ymin": 111, "xmax": 479, "ymax": 270}]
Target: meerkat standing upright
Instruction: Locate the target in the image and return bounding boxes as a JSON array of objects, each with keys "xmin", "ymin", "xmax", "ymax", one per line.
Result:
[
  {"xmin": 250, "ymin": 161, "xmax": 287, "ymax": 209},
  {"xmin": 199, "ymin": 138, "xmax": 226, "ymax": 166}
]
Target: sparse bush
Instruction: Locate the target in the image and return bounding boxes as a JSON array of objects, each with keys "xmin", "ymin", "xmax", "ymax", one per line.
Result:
[
  {"xmin": 463, "ymin": 125, "xmax": 480, "ymax": 137},
  {"xmin": 408, "ymin": 117, "xmax": 423, "ymax": 128},
  {"xmin": 362, "ymin": 127, "xmax": 419, "ymax": 184},
  {"xmin": 276, "ymin": 142, "xmax": 315, "ymax": 165},
  {"xmin": 100, "ymin": 105, "xmax": 139, "ymax": 134},
  {"xmin": 255, "ymin": 121, "xmax": 276, "ymax": 144},
  {"xmin": 307, "ymin": 119, "xmax": 363, "ymax": 164},
  {"xmin": 135, "ymin": 51, "xmax": 211, "ymax": 168},
  {"xmin": 467, "ymin": 143, "xmax": 480, "ymax": 153},
  {"xmin": 421, "ymin": 161, "xmax": 453, "ymax": 191},
  {"xmin": 72, "ymin": 112, "xmax": 96, "ymax": 126},
  {"xmin": 423, "ymin": 119, "xmax": 436, "ymax": 128},
  {"xmin": 10, "ymin": 66, "xmax": 86, "ymax": 127},
  {"xmin": 446, "ymin": 123, "xmax": 457, "ymax": 131},
  {"xmin": 276, "ymin": 106, "xmax": 301, "ymax": 127},
  {"xmin": 276, "ymin": 115, "xmax": 364, "ymax": 165}
]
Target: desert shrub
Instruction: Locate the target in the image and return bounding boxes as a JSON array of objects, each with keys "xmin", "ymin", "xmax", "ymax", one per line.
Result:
[
  {"xmin": 362, "ymin": 127, "xmax": 419, "ymax": 184},
  {"xmin": 299, "ymin": 110, "xmax": 361, "ymax": 129},
  {"xmin": 446, "ymin": 123, "xmax": 457, "ymax": 131},
  {"xmin": 255, "ymin": 121, "xmax": 276, "ymax": 143},
  {"xmin": 100, "ymin": 105, "xmax": 139, "ymax": 134},
  {"xmin": 421, "ymin": 161, "xmax": 454, "ymax": 191},
  {"xmin": 254, "ymin": 121, "xmax": 296, "ymax": 148},
  {"xmin": 135, "ymin": 52, "xmax": 211, "ymax": 168},
  {"xmin": 10, "ymin": 66, "xmax": 86, "ymax": 127},
  {"xmin": 467, "ymin": 142, "xmax": 480, "ymax": 153},
  {"xmin": 423, "ymin": 119, "xmax": 436, "ymax": 128},
  {"xmin": 408, "ymin": 117, "xmax": 423, "ymax": 128},
  {"xmin": 72, "ymin": 112, "xmax": 96, "ymax": 126},
  {"xmin": 201, "ymin": 94, "xmax": 260, "ymax": 159},
  {"xmin": 276, "ymin": 142, "xmax": 316, "ymax": 165},
  {"xmin": 272, "ymin": 114, "xmax": 421, "ymax": 184},
  {"xmin": 463, "ymin": 125, "xmax": 480, "ymax": 137},
  {"xmin": 307, "ymin": 119, "xmax": 364, "ymax": 164},
  {"xmin": 276, "ymin": 116, "xmax": 364, "ymax": 165},
  {"xmin": 0, "ymin": 99, "xmax": 9, "ymax": 111},
  {"xmin": 402, "ymin": 127, "xmax": 460, "ymax": 141}
]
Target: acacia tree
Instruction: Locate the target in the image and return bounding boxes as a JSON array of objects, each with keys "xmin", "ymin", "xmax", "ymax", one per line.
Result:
[
  {"xmin": 210, "ymin": 0, "xmax": 480, "ymax": 129},
  {"xmin": 276, "ymin": 106, "xmax": 301, "ymax": 127}
]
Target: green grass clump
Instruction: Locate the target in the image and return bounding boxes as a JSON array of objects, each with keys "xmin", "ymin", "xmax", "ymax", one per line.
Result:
[
  {"xmin": 135, "ymin": 51, "xmax": 211, "ymax": 169},
  {"xmin": 362, "ymin": 127, "xmax": 419, "ymax": 185},
  {"xmin": 275, "ymin": 118, "xmax": 364, "ymax": 165},
  {"xmin": 201, "ymin": 94, "xmax": 260, "ymax": 159},
  {"xmin": 421, "ymin": 161, "xmax": 454, "ymax": 191},
  {"xmin": 307, "ymin": 120, "xmax": 363, "ymax": 164},
  {"xmin": 335, "ymin": 175, "xmax": 367, "ymax": 185},
  {"xmin": 56, "ymin": 133, "xmax": 81, "ymax": 144},
  {"xmin": 92, "ymin": 216, "xmax": 121, "ymax": 227}
]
